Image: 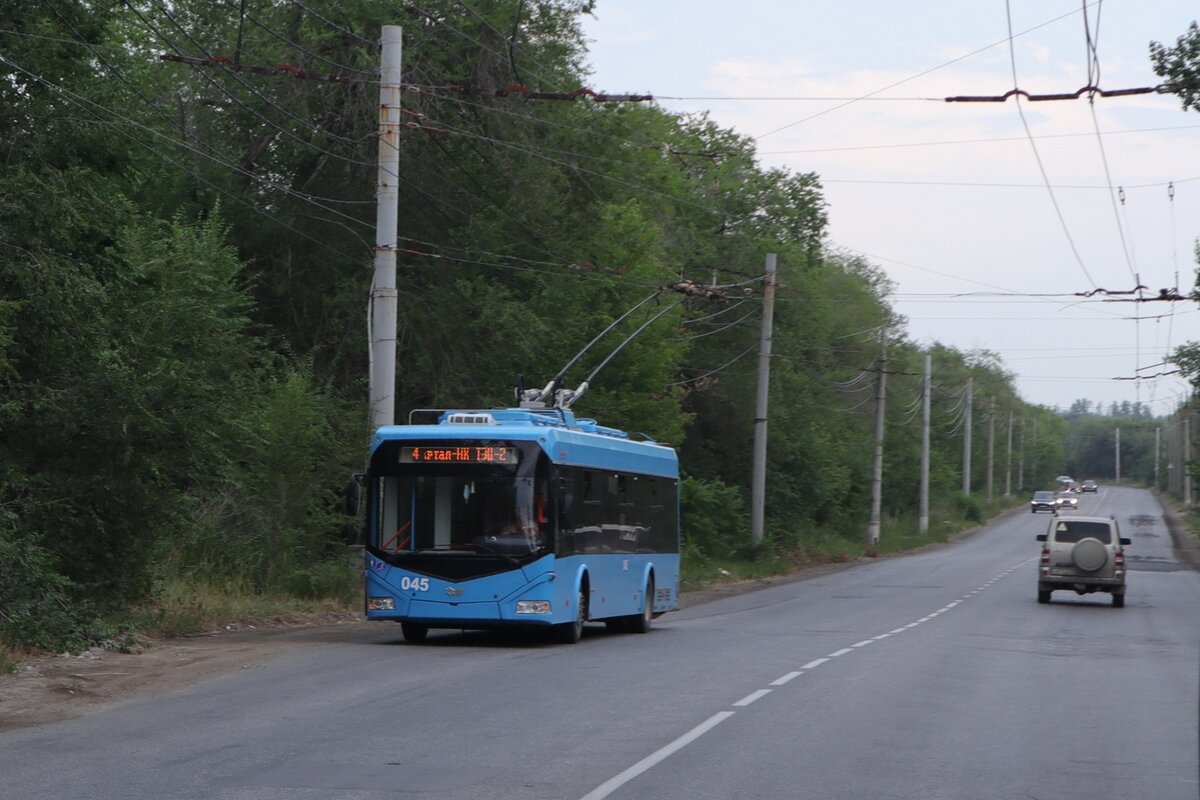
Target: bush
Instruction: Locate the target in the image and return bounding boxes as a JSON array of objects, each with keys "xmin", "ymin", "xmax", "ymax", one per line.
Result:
[
  {"xmin": 279, "ymin": 560, "xmax": 359, "ymax": 603},
  {"xmin": 680, "ymin": 476, "xmax": 749, "ymax": 557},
  {"xmin": 952, "ymin": 492, "xmax": 984, "ymax": 523},
  {"xmin": 0, "ymin": 529, "xmax": 97, "ymax": 652}
]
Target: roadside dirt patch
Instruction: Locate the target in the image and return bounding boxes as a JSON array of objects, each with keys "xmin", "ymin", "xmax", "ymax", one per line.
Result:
[{"xmin": 0, "ymin": 613, "xmax": 369, "ymax": 733}]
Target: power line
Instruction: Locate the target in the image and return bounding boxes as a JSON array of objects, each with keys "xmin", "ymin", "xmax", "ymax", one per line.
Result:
[
  {"xmin": 240, "ymin": 8, "xmax": 376, "ymax": 77},
  {"xmin": 755, "ymin": 123, "xmax": 1200, "ymax": 156},
  {"xmin": 286, "ymin": 0, "xmax": 378, "ymax": 48},
  {"xmin": 669, "ymin": 346, "xmax": 757, "ymax": 388}
]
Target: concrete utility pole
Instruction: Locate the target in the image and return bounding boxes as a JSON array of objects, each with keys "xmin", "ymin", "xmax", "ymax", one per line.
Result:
[
  {"xmin": 370, "ymin": 26, "xmax": 402, "ymax": 430},
  {"xmin": 1155, "ymin": 426, "xmax": 1161, "ymax": 490},
  {"xmin": 986, "ymin": 396, "xmax": 995, "ymax": 502},
  {"xmin": 919, "ymin": 353, "xmax": 931, "ymax": 536},
  {"xmin": 750, "ymin": 254, "xmax": 777, "ymax": 546},
  {"xmin": 1031, "ymin": 416, "xmax": 1038, "ymax": 487},
  {"xmin": 1185, "ymin": 412, "xmax": 1193, "ymax": 508},
  {"xmin": 1005, "ymin": 407, "xmax": 1013, "ymax": 496},
  {"xmin": 867, "ymin": 328, "xmax": 887, "ymax": 546},
  {"xmin": 1115, "ymin": 426, "xmax": 1121, "ymax": 485},
  {"xmin": 1018, "ymin": 417, "xmax": 1025, "ymax": 491},
  {"xmin": 962, "ymin": 378, "xmax": 973, "ymax": 495}
]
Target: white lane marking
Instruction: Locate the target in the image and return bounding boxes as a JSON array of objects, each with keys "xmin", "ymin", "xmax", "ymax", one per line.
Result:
[
  {"xmin": 582, "ymin": 557, "xmax": 1032, "ymax": 800},
  {"xmin": 733, "ymin": 689, "xmax": 771, "ymax": 707},
  {"xmin": 579, "ymin": 712, "xmax": 736, "ymax": 800}
]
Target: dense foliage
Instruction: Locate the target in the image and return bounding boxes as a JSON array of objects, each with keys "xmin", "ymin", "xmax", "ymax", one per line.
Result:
[{"xmin": 0, "ymin": 0, "xmax": 1126, "ymax": 651}]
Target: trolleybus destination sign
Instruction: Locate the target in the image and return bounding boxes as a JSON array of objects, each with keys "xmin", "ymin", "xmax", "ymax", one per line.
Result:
[{"xmin": 399, "ymin": 445, "xmax": 519, "ymax": 464}]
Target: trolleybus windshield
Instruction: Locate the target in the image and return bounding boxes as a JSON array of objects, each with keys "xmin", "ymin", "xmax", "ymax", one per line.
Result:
[{"xmin": 373, "ymin": 442, "xmax": 549, "ymax": 559}]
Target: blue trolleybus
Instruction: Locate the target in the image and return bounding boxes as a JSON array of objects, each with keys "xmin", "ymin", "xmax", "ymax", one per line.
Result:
[{"xmin": 356, "ymin": 406, "xmax": 680, "ymax": 643}]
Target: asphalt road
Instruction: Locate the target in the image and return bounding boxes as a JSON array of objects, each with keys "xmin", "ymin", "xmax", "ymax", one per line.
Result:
[{"xmin": 2, "ymin": 486, "xmax": 1197, "ymax": 799}]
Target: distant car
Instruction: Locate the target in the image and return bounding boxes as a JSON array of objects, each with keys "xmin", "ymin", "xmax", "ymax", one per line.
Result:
[
  {"xmin": 1055, "ymin": 491, "xmax": 1078, "ymax": 510},
  {"xmin": 1066, "ymin": 482, "xmax": 1082, "ymax": 493},
  {"xmin": 1037, "ymin": 515, "xmax": 1130, "ymax": 606},
  {"xmin": 1081, "ymin": 480, "xmax": 1098, "ymax": 493},
  {"xmin": 1030, "ymin": 490, "xmax": 1058, "ymax": 513}
]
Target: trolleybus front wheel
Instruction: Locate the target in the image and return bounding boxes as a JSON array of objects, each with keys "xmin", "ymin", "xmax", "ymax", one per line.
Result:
[
  {"xmin": 554, "ymin": 586, "xmax": 587, "ymax": 644},
  {"xmin": 400, "ymin": 622, "xmax": 429, "ymax": 643}
]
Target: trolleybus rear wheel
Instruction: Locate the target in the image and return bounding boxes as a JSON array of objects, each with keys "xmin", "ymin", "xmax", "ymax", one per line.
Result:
[{"xmin": 629, "ymin": 578, "xmax": 654, "ymax": 634}]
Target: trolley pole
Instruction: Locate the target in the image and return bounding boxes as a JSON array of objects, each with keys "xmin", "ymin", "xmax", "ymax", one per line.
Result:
[
  {"xmin": 750, "ymin": 254, "xmax": 777, "ymax": 546},
  {"xmin": 370, "ymin": 26, "xmax": 402, "ymax": 430},
  {"xmin": 867, "ymin": 328, "xmax": 887, "ymax": 547}
]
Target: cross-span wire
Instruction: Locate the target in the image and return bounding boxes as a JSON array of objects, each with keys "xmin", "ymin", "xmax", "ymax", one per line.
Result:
[{"xmin": 1003, "ymin": 0, "xmax": 1098, "ymax": 290}]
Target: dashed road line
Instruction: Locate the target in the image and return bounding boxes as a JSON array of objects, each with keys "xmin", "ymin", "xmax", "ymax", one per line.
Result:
[
  {"xmin": 578, "ymin": 559, "xmax": 1032, "ymax": 800},
  {"xmin": 579, "ymin": 711, "xmax": 735, "ymax": 800},
  {"xmin": 733, "ymin": 689, "xmax": 772, "ymax": 707}
]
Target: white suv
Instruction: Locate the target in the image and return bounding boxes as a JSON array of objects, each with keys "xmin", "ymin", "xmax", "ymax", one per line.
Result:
[{"xmin": 1036, "ymin": 515, "xmax": 1131, "ymax": 607}]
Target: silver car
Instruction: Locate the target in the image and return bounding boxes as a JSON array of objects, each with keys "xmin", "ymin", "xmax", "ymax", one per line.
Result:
[{"xmin": 1036, "ymin": 515, "xmax": 1130, "ymax": 607}]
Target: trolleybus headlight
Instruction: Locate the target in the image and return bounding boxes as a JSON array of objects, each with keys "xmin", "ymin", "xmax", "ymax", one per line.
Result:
[
  {"xmin": 515, "ymin": 600, "xmax": 552, "ymax": 615},
  {"xmin": 367, "ymin": 596, "xmax": 396, "ymax": 611}
]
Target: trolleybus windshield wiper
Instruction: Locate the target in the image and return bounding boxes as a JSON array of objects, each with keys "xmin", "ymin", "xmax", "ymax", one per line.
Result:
[{"xmin": 466, "ymin": 540, "xmax": 524, "ymax": 566}]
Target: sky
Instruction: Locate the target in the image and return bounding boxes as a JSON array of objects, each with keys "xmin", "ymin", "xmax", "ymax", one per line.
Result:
[{"xmin": 578, "ymin": 0, "xmax": 1200, "ymax": 415}]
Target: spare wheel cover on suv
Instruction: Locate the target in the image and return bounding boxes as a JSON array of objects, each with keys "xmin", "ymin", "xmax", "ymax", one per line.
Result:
[{"xmin": 1071, "ymin": 538, "xmax": 1109, "ymax": 572}]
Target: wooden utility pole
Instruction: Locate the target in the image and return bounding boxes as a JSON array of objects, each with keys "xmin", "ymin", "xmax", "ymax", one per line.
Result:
[
  {"xmin": 750, "ymin": 254, "xmax": 777, "ymax": 546},
  {"xmin": 370, "ymin": 26, "xmax": 402, "ymax": 430}
]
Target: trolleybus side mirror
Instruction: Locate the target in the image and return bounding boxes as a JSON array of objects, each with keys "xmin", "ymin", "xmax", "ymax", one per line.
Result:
[{"xmin": 344, "ymin": 474, "xmax": 363, "ymax": 516}]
